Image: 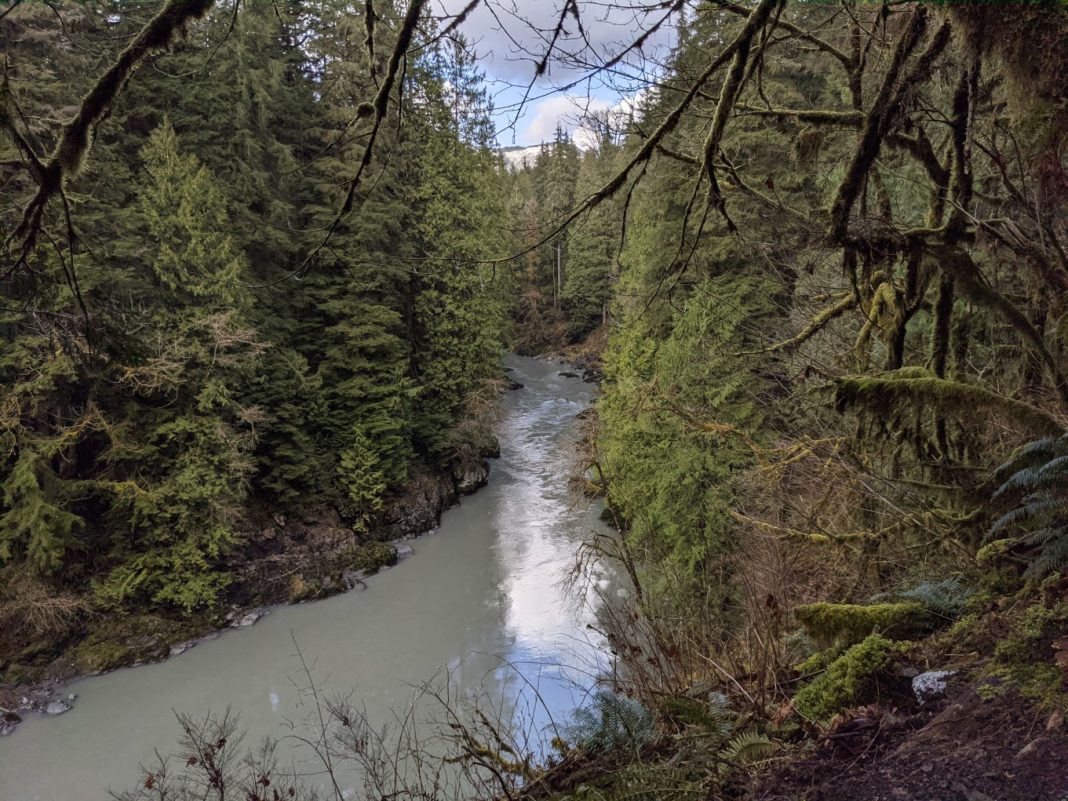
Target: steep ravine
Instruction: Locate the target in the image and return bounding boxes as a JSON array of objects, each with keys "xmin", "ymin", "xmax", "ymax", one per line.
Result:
[{"xmin": 0, "ymin": 355, "xmax": 619, "ymax": 801}]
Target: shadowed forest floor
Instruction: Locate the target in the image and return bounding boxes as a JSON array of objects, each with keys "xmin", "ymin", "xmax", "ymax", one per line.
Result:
[{"xmin": 756, "ymin": 689, "xmax": 1068, "ymax": 801}]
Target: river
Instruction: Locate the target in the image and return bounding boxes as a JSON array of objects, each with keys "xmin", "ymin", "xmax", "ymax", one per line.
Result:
[{"xmin": 0, "ymin": 355, "xmax": 619, "ymax": 801}]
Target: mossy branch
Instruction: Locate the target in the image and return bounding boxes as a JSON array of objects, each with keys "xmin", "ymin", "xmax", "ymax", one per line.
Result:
[
  {"xmin": 701, "ymin": 0, "xmax": 783, "ymax": 233},
  {"xmin": 854, "ymin": 280, "xmax": 899, "ymax": 370},
  {"xmin": 718, "ymin": 1, "xmax": 854, "ymax": 70},
  {"xmin": 828, "ymin": 9, "xmax": 940, "ymax": 245},
  {"xmin": 792, "ymin": 634, "xmax": 907, "ymax": 721},
  {"xmin": 739, "ymin": 107, "xmax": 863, "ymax": 126},
  {"xmin": 364, "ymin": 1, "xmax": 377, "ymax": 80},
  {"xmin": 795, "ymin": 601, "xmax": 937, "ymax": 647},
  {"xmin": 744, "ymin": 292, "xmax": 855, "ymax": 355},
  {"xmin": 834, "ymin": 368, "xmax": 1064, "ymax": 436},
  {"xmin": 9, "ymin": 0, "xmax": 217, "ymax": 264},
  {"xmin": 934, "ymin": 245, "xmax": 1068, "ymax": 404}
]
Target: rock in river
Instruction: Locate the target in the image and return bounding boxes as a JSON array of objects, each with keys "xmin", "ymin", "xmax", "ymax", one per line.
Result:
[
  {"xmin": 230, "ymin": 609, "xmax": 268, "ymax": 628},
  {"xmin": 45, "ymin": 698, "xmax": 73, "ymax": 716},
  {"xmin": 453, "ymin": 458, "xmax": 489, "ymax": 494}
]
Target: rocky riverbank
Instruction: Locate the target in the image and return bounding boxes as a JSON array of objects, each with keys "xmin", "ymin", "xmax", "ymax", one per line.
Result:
[{"xmin": 0, "ymin": 437, "xmax": 500, "ymax": 736}]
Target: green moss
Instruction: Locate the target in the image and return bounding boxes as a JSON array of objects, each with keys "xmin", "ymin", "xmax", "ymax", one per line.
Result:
[
  {"xmin": 71, "ymin": 614, "xmax": 199, "ymax": 674},
  {"xmin": 984, "ymin": 663, "xmax": 1064, "ymax": 707},
  {"xmin": 794, "ymin": 601, "xmax": 937, "ymax": 647},
  {"xmin": 976, "ymin": 538, "xmax": 1014, "ymax": 564},
  {"xmin": 345, "ymin": 540, "xmax": 398, "ymax": 574},
  {"xmin": 795, "ymin": 644, "xmax": 845, "ymax": 676},
  {"xmin": 793, "ymin": 634, "xmax": 907, "ymax": 721},
  {"xmin": 981, "ymin": 600, "xmax": 1068, "ymax": 708},
  {"xmin": 287, "ymin": 542, "xmax": 400, "ymax": 603},
  {"xmin": 834, "ymin": 369, "xmax": 1063, "ymax": 436},
  {"xmin": 926, "ymin": 610, "xmax": 990, "ymax": 655},
  {"xmin": 74, "ymin": 639, "xmax": 139, "ymax": 674}
]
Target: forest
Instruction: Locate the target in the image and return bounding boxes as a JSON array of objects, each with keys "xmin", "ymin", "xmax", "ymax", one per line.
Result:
[{"xmin": 2, "ymin": 0, "xmax": 1068, "ymax": 799}]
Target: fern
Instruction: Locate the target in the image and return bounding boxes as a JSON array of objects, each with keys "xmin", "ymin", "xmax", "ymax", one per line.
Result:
[
  {"xmin": 989, "ymin": 435, "xmax": 1068, "ymax": 578},
  {"xmin": 562, "ymin": 690, "xmax": 655, "ymax": 755},
  {"xmin": 990, "ymin": 499, "xmax": 1064, "ymax": 534},
  {"xmin": 872, "ymin": 577, "xmax": 973, "ymax": 619},
  {"xmin": 718, "ymin": 730, "xmax": 776, "ymax": 766},
  {"xmin": 991, "ymin": 436, "xmax": 1068, "ymax": 484}
]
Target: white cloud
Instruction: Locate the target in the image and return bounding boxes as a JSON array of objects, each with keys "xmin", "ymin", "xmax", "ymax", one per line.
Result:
[
  {"xmin": 522, "ymin": 94, "xmax": 610, "ymax": 145},
  {"xmin": 435, "ymin": 1, "xmax": 676, "ymax": 91},
  {"xmin": 520, "ymin": 90, "xmax": 645, "ymax": 150},
  {"xmin": 432, "ymin": 1, "xmax": 672, "ymax": 147}
]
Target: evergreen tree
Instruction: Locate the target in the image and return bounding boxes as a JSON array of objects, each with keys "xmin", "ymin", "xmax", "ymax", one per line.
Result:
[
  {"xmin": 409, "ymin": 42, "xmax": 509, "ymax": 459},
  {"xmin": 93, "ymin": 122, "xmax": 261, "ymax": 613},
  {"xmin": 0, "ymin": 447, "xmax": 82, "ymax": 575},
  {"xmin": 562, "ymin": 140, "xmax": 621, "ymax": 340}
]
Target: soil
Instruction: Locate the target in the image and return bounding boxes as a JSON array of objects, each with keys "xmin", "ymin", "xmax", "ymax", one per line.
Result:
[{"xmin": 754, "ymin": 688, "xmax": 1068, "ymax": 801}]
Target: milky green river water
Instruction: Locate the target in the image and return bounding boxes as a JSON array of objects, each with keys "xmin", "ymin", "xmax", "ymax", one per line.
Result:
[{"xmin": 0, "ymin": 355, "xmax": 619, "ymax": 800}]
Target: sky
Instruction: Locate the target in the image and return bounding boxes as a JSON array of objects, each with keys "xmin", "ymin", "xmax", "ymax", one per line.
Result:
[{"xmin": 434, "ymin": 0, "xmax": 679, "ymax": 148}]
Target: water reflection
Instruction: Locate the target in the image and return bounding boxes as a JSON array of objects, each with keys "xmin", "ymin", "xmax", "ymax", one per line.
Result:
[{"xmin": 0, "ymin": 356, "xmax": 617, "ymax": 801}]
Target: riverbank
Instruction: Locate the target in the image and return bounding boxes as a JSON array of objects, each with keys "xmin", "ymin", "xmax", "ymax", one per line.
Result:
[
  {"xmin": 0, "ymin": 355, "xmax": 617, "ymax": 801},
  {"xmin": 0, "ymin": 354, "xmax": 604, "ymax": 741},
  {"xmin": 0, "ymin": 431, "xmax": 501, "ymax": 735}
]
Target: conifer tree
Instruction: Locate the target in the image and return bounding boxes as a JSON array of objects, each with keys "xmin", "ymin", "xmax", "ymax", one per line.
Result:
[
  {"xmin": 562, "ymin": 140, "xmax": 621, "ymax": 340},
  {"xmin": 93, "ymin": 122, "xmax": 261, "ymax": 613},
  {"xmin": 409, "ymin": 42, "xmax": 509, "ymax": 458},
  {"xmin": 0, "ymin": 448, "xmax": 82, "ymax": 575}
]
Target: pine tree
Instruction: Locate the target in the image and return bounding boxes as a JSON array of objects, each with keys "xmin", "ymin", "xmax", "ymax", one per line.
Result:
[
  {"xmin": 0, "ymin": 448, "xmax": 82, "ymax": 575},
  {"xmin": 92, "ymin": 122, "xmax": 261, "ymax": 613},
  {"xmin": 562, "ymin": 140, "xmax": 621, "ymax": 340}
]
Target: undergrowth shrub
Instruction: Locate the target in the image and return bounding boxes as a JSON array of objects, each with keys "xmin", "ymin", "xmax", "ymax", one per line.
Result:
[
  {"xmin": 562, "ymin": 690, "xmax": 655, "ymax": 755},
  {"xmin": 989, "ymin": 434, "xmax": 1068, "ymax": 578}
]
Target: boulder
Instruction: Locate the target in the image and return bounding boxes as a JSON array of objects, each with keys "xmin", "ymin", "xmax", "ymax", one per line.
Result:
[
  {"xmin": 231, "ymin": 609, "xmax": 267, "ymax": 628},
  {"xmin": 45, "ymin": 698, "xmax": 72, "ymax": 716},
  {"xmin": 169, "ymin": 641, "xmax": 196, "ymax": 657},
  {"xmin": 912, "ymin": 669, "xmax": 956, "ymax": 704},
  {"xmin": 453, "ymin": 458, "xmax": 489, "ymax": 494},
  {"xmin": 377, "ymin": 472, "xmax": 456, "ymax": 539}
]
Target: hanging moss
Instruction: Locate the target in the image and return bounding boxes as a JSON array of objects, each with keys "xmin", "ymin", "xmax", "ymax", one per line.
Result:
[
  {"xmin": 794, "ymin": 601, "xmax": 937, "ymax": 647},
  {"xmin": 794, "ymin": 126, "xmax": 825, "ymax": 169},
  {"xmin": 947, "ymin": 3, "xmax": 1068, "ymax": 114},
  {"xmin": 793, "ymin": 634, "xmax": 907, "ymax": 721},
  {"xmin": 834, "ymin": 368, "xmax": 1064, "ymax": 436}
]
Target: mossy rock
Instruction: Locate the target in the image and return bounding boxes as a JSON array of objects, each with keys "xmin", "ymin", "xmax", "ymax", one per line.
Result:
[
  {"xmin": 287, "ymin": 542, "xmax": 399, "ymax": 603},
  {"xmin": 793, "ymin": 634, "xmax": 908, "ymax": 721},
  {"xmin": 346, "ymin": 541, "xmax": 398, "ymax": 574},
  {"xmin": 72, "ymin": 615, "xmax": 197, "ymax": 674},
  {"xmin": 794, "ymin": 601, "xmax": 938, "ymax": 648},
  {"xmin": 73, "ymin": 639, "xmax": 142, "ymax": 674},
  {"xmin": 287, "ymin": 573, "xmax": 325, "ymax": 603}
]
